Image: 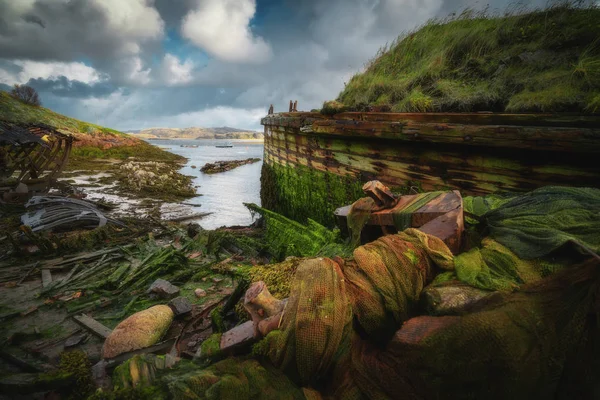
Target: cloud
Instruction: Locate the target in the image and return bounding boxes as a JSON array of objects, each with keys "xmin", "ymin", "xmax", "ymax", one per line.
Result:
[
  {"xmin": 0, "ymin": 0, "xmax": 163, "ymax": 85},
  {"xmin": 121, "ymin": 106, "xmax": 267, "ymax": 130},
  {"xmin": 159, "ymin": 54, "xmax": 195, "ymax": 86},
  {"xmin": 181, "ymin": 0, "xmax": 272, "ymax": 63},
  {"xmin": 25, "ymin": 76, "xmax": 118, "ymax": 99},
  {"xmin": 12, "ymin": 60, "xmax": 103, "ymax": 84}
]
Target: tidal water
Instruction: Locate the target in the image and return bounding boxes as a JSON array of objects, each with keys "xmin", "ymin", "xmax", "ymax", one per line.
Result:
[{"xmin": 149, "ymin": 139, "xmax": 264, "ymax": 229}]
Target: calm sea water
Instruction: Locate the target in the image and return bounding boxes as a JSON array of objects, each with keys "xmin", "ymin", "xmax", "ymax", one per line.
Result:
[{"xmin": 148, "ymin": 139, "xmax": 264, "ymax": 229}]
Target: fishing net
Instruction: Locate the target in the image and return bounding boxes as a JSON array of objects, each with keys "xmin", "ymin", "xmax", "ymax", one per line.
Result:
[
  {"xmin": 157, "ymin": 187, "xmax": 600, "ymax": 399},
  {"xmin": 452, "ymin": 238, "xmax": 561, "ymax": 291},
  {"xmin": 483, "ymin": 186, "xmax": 600, "ymax": 259},
  {"xmin": 165, "ymin": 358, "xmax": 306, "ymax": 400},
  {"xmin": 349, "ymin": 259, "xmax": 600, "ymax": 400}
]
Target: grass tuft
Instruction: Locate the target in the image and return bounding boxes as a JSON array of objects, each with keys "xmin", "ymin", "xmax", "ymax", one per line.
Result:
[{"xmin": 335, "ymin": 2, "xmax": 600, "ymax": 113}]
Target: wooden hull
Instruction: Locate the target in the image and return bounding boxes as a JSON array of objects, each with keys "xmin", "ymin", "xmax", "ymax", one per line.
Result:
[{"xmin": 260, "ymin": 112, "xmax": 600, "ymax": 226}]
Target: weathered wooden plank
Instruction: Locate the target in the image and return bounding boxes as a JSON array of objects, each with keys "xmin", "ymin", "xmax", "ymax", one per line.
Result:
[
  {"xmin": 73, "ymin": 314, "xmax": 112, "ymax": 339},
  {"xmin": 263, "ymin": 112, "xmax": 600, "ymax": 128},
  {"xmin": 41, "ymin": 269, "xmax": 52, "ymax": 288},
  {"xmin": 308, "ymin": 120, "xmax": 600, "ymax": 153}
]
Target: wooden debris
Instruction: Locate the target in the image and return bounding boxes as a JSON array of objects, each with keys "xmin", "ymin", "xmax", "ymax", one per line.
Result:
[
  {"xmin": 73, "ymin": 314, "xmax": 112, "ymax": 339},
  {"xmin": 419, "ymin": 207, "xmax": 464, "ymax": 254},
  {"xmin": 0, "ymin": 372, "xmax": 75, "ymax": 395},
  {"xmin": 17, "ymin": 261, "xmax": 38, "ymax": 285},
  {"xmin": 0, "ymin": 350, "xmax": 45, "ymax": 373},
  {"xmin": 362, "ymin": 180, "xmax": 398, "ymax": 210},
  {"xmin": 64, "ymin": 334, "xmax": 86, "ymax": 348},
  {"xmin": 41, "ymin": 269, "xmax": 52, "ymax": 288},
  {"xmin": 243, "ymin": 281, "xmax": 285, "ymax": 324}
]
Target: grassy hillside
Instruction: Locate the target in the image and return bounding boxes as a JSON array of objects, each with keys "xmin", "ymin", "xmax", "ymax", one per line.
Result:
[
  {"xmin": 0, "ymin": 91, "xmax": 183, "ymax": 168},
  {"xmin": 334, "ymin": 3, "xmax": 600, "ymax": 114}
]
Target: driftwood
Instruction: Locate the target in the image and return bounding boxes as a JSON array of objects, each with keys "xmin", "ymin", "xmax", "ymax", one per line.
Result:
[
  {"xmin": 243, "ymin": 281, "xmax": 285, "ymax": 324},
  {"xmin": 362, "ymin": 180, "xmax": 398, "ymax": 210},
  {"xmin": 73, "ymin": 314, "xmax": 112, "ymax": 339}
]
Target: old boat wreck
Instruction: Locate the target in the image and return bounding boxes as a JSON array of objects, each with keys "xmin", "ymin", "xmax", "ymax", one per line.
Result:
[
  {"xmin": 260, "ymin": 111, "xmax": 600, "ymax": 226},
  {"xmin": 0, "ymin": 121, "xmax": 74, "ymax": 202}
]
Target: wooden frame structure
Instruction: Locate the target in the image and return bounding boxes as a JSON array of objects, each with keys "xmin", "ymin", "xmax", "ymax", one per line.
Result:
[{"xmin": 0, "ymin": 121, "xmax": 74, "ymax": 201}]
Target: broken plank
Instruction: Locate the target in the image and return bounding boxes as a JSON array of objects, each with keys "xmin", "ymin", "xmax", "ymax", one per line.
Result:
[
  {"xmin": 17, "ymin": 262, "xmax": 39, "ymax": 285},
  {"xmin": 73, "ymin": 314, "xmax": 112, "ymax": 339},
  {"xmin": 41, "ymin": 269, "xmax": 52, "ymax": 288}
]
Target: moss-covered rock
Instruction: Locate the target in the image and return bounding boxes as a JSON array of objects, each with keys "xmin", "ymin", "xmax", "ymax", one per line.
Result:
[{"xmin": 102, "ymin": 305, "xmax": 174, "ymax": 359}]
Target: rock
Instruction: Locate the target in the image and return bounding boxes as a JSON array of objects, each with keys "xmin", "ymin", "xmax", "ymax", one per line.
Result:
[
  {"xmin": 91, "ymin": 360, "xmax": 111, "ymax": 390},
  {"xmin": 102, "ymin": 305, "xmax": 174, "ymax": 359},
  {"xmin": 187, "ymin": 223, "xmax": 202, "ymax": 238},
  {"xmin": 212, "ymin": 277, "xmax": 224, "ymax": 284},
  {"xmin": 219, "ymin": 321, "xmax": 256, "ymax": 354},
  {"xmin": 422, "ymin": 283, "xmax": 493, "ymax": 315},
  {"xmin": 147, "ymin": 279, "xmax": 180, "ymax": 299},
  {"xmin": 168, "ymin": 296, "xmax": 192, "ymax": 317},
  {"xmin": 64, "ymin": 334, "xmax": 86, "ymax": 348},
  {"xmin": 194, "ymin": 288, "xmax": 207, "ymax": 298}
]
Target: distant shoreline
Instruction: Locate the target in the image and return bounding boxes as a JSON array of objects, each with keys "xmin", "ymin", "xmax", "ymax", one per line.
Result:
[{"xmin": 145, "ymin": 137, "xmax": 264, "ymax": 143}]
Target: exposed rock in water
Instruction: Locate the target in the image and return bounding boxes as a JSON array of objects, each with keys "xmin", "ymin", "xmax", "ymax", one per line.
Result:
[
  {"xmin": 200, "ymin": 158, "xmax": 260, "ymax": 174},
  {"xmin": 102, "ymin": 305, "xmax": 174, "ymax": 359}
]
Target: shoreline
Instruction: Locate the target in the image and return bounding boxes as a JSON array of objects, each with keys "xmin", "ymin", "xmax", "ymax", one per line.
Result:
[{"xmin": 139, "ymin": 137, "xmax": 264, "ymax": 143}]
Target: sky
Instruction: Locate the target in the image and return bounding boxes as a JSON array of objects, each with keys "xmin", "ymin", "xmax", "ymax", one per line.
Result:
[{"xmin": 0, "ymin": 0, "xmax": 552, "ymax": 131}]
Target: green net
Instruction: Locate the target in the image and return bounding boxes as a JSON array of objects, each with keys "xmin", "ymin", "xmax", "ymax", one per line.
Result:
[
  {"xmin": 453, "ymin": 238, "xmax": 562, "ymax": 291},
  {"xmin": 483, "ymin": 186, "xmax": 600, "ymax": 259},
  {"xmin": 391, "ymin": 191, "xmax": 444, "ymax": 230},
  {"xmin": 349, "ymin": 259, "xmax": 600, "ymax": 400},
  {"xmin": 164, "ymin": 358, "xmax": 307, "ymax": 400},
  {"xmin": 347, "ymin": 197, "xmax": 375, "ymax": 247}
]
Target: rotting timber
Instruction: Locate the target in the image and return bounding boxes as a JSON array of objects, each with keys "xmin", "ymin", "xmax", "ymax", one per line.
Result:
[
  {"xmin": 0, "ymin": 121, "xmax": 74, "ymax": 202},
  {"xmin": 261, "ymin": 111, "xmax": 600, "ymax": 226}
]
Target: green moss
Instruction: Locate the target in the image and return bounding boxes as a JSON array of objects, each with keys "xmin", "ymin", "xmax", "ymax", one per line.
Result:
[
  {"xmin": 210, "ymin": 307, "xmax": 227, "ymax": 333},
  {"xmin": 320, "ymin": 100, "xmax": 348, "ymax": 115},
  {"xmin": 197, "ymin": 333, "xmax": 223, "ymax": 364},
  {"xmin": 58, "ymin": 350, "xmax": 94, "ymax": 399},
  {"xmin": 248, "ymin": 258, "xmax": 303, "ymax": 299},
  {"xmin": 260, "ymin": 162, "xmax": 364, "ymax": 227}
]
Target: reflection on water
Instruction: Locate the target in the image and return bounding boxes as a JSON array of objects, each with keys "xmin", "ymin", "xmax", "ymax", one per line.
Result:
[{"xmin": 149, "ymin": 139, "xmax": 263, "ymax": 229}]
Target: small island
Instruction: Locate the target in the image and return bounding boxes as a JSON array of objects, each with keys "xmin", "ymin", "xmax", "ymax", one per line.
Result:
[{"xmin": 200, "ymin": 158, "xmax": 261, "ymax": 174}]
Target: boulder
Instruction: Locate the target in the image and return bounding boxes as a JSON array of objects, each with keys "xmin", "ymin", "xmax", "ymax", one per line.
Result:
[{"xmin": 102, "ymin": 305, "xmax": 174, "ymax": 359}]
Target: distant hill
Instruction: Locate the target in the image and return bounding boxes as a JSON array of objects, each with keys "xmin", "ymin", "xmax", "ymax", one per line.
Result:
[
  {"xmin": 127, "ymin": 126, "xmax": 264, "ymax": 140},
  {"xmin": 0, "ymin": 90, "xmax": 182, "ymax": 167}
]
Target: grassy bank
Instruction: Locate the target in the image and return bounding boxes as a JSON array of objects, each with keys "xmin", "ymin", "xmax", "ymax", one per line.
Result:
[
  {"xmin": 0, "ymin": 91, "xmax": 184, "ymax": 170},
  {"xmin": 334, "ymin": 3, "xmax": 600, "ymax": 113}
]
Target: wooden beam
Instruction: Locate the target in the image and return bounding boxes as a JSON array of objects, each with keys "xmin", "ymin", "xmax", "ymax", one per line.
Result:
[
  {"xmin": 73, "ymin": 314, "xmax": 112, "ymax": 339},
  {"xmin": 41, "ymin": 269, "xmax": 52, "ymax": 288}
]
